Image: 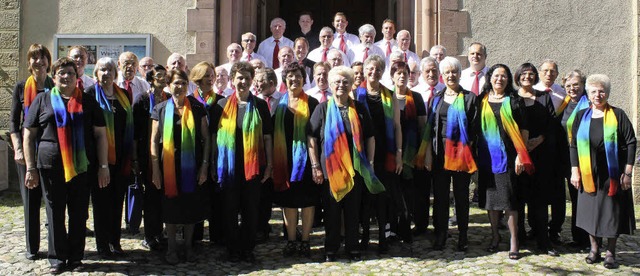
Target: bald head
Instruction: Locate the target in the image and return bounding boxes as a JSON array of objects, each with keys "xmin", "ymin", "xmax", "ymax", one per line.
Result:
[
  {"xmin": 167, "ymin": 53, "xmax": 186, "ymax": 71},
  {"xmin": 227, "ymin": 43, "xmax": 242, "ymax": 63}
]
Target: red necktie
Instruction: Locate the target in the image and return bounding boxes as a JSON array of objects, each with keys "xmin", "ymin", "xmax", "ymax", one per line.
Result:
[
  {"xmin": 248, "ymin": 53, "xmax": 252, "ymax": 61},
  {"xmin": 545, "ymin": 88, "xmax": 552, "ymax": 93},
  {"xmin": 363, "ymin": 47, "xmax": 369, "ymax": 62},
  {"xmin": 279, "ymin": 82, "xmax": 286, "ymax": 92},
  {"xmin": 439, "ymin": 75, "xmax": 444, "ymax": 83},
  {"xmin": 339, "ymin": 35, "xmax": 346, "ymax": 53},
  {"xmin": 76, "ymin": 78, "xmax": 84, "ymax": 92},
  {"xmin": 321, "ymin": 90, "xmax": 327, "ymax": 102},
  {"xmin": 428, "ymin": 87, "xmax": 435, "ymax": 103},
  {"xmin": 471, "ymin": 71, "xmax": 480, "ymax": 95},
  {"xmin": 124, "ymin": 80, "xmax": 133, "ymax": 102},
  {"xmin": 322, "ymin": 49, "xmax": 328, "ymax": 62},
  {"xmin": 273, "ymin": 39, "xmax": 280, "ymax": 69},
  {"xmin": 386, "ymin": 41, "xmax": 391, "ymax": 57},
  {"xmin": 265, "ymin": 95, "xmax": 272, "ymax": 112},
  {"xmin": 404, "ymin": 52, "xmax": 408, "ymax": 62}
]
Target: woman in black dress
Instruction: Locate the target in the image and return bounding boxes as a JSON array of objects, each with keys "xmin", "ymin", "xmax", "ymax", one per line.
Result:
[
  {"xmin": 9, "ymin": 44, "xmax": 53, "ymax": 261},
  {"xmin": 569, "ymin": 74, "xmax": 636, "ymax": 269},
  {"xmin": 210, "ymin": 62, "xmax": 273, "ymax": 263},
  {"xmin": 513, "ymin": 63, "xmax": 559, "ymax": 256},
  {"xmin": 272, "ymin": 62, "xmax": 319, "ymax": 257},
  {"xmin": 150, "ymin": 69, "xmax": 210, "ymax": 264},
  {"xmin": 84, "ymin": 57, "xmax": 135, "ymax": 258},
  {"xmin": 559, "ymin": 70, "xmax": 590, "ymax": 248},
  {"xmin": 428, "ymin": 57, "xmax": 477, "ymax": 251},
  {"xmin": 23, "ymin": 57, "xmax": 109, "ymax": 273},
  {"xmin": 357, "ymin": 55, "xmax": 402, "ymax": 252},
  {"xmin": 132, "ymin": 64, "xmax": 170, "ymax": 251},
  {"xmin": 477, "ymin": 64, "xmax": 533, "ymax": 260},
  {"xmin": 308, "ymin": 65, "xmax": 381, "ymax": 262}
]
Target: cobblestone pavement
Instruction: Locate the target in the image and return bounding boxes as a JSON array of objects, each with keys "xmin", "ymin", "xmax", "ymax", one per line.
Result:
[{"xmin": 0, "ymin": 191, "xmax": 639, "ymax": 275}]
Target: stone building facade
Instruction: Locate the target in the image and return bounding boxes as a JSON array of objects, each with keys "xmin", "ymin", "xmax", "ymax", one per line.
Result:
[{"xmin": 1, "ymin": 0, "xmax": 639, "ymax": 198}]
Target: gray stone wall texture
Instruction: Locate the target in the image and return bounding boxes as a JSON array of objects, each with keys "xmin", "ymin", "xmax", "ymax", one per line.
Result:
[{"xmin": 0, "ymin": 0, "xmax": 20, "ymax": 130}]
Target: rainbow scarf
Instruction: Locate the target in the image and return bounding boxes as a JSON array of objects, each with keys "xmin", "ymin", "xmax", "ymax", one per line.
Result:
[
  {"xmin": 194, "ymin": 88, "xmax": 215, "ymax": 108},
  {"xmin": 565, "ymin": 95, "xmax": 590, "ymax": 144},
  {"xmin": 480, "ymin": 95, "xmax": 534, "ymax": 174},
  {"xmin": 162, "ymin": 98, "xmax": 197, "ymax": 198},
  {"xmin": 217, "ymin": 92, "xmax": 264, "ymax": 186},
  {"xmin": 273, "ymin": 92, "xmax": 309, "ymax": 191},
  {"xmin": 51, "ymin": 87, "xmax": 88, "ymax": 182},
  {"xmin": 398, "ymin": 90, "xmax": 419, "ymax": 172},
  {"xmin": 414, "ymin": 96, "xmax": 441, "ymax": 168},
  {"xmin": 555, "ymin": 94, "xmax": 571, "ymax": 117},
  {"xmin": 149, "ymin": 90, "xmax": 167, "ymax": 115},
  {"xmin": 95, "ymin": 83, "xmax": 134, "ymax": 176},
  {"xmin": 576, "ymin": 106, "xmax": 619, "ymax": 196},
  {"xmin": 24, "ymin": 75, "xmax": 54, "ymax": 116},
  {"xmin": 444, "ymin": 93, "xmax": 477, "ymax": 173},
  {"xmin": 324, "ymin": 97, "xmax": 384, "ymax": 201},
  {"xmin": 355, "ymin": 83, "xmax": 396, "ymax": 172}
]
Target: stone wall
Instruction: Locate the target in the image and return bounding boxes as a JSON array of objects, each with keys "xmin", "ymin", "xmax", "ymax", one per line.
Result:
[{"xmin": 0, "ymin": 0, "xmax": 20, "ymax": 130}]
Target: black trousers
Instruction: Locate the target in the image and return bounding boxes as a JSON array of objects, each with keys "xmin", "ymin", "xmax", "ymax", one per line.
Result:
[
  {"xmin": 222, "ymin": 178, "xmax": 261, "ymax": 252},
  {"xmin": 517, "ymin": 174, "xmax": 551, "ymax": 249},
  {"xmin": 567, "ymin": 179, "xmax": 589, "ymax": 244},
  {"xmin": 92, "ymin": 166, "xmax": 127, "ymax": 249},
  {"xmin": 548, "ymin": 175, "xmax": 566, "ymax": 235},
  {"xmin": 40, "ymin": 168, "xmax": 90, "ymax": 265},
  {"xmin": 257, "ymin": 178, "xmax": 274, "ymax": 234},
  {"xmin": 411, "ymin": 169, "xmax": 432, "ymax": 231},
  {"xmin": 142, "ymin": 171, "xmax": 163, "ymax": 241},
  {"xmin": 209, "ymin": 188, "xmax": 225, "ymax": 243},
  {"xmin": 360, "ymin": 171, "xmax": 391, "ymax": 245},
  {"xmin": 17, "ymin": 163, "xmax": 42, "ymax": 256},
  {"xmin": 390, "ymin": 174, "xmax": 412, "ymax": 242},
  {"xmin": 432, "ymin": 169, "xmax": 470, "ymax": 242},
  {"xmin": 324, "ymin": 176, "xmax": 363, "ymax": 254}
]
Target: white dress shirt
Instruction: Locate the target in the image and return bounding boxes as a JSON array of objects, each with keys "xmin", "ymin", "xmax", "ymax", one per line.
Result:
[
  {"xmin": 391, "ymin": 48, "xmax": 420, "ymax": 67},
  {"xmin": 375, "ymin": 39, "xmax": 397, "ymax": 56},
  {"xmin": 257, "ymin": 36, "xmax": 294, "ymax": 68},
  {"xmin": 240, "ymin": 51, "xmax": 268, "ymax": 65},
  {"xmin": 412, "ymin": 82, "xmax": 446, "ymax": 109},
  {"xmin": 307, "ymin": 46, "xmax": 349, "ymax": 66},
  {"xmin": 79, "ymin": 74, "xmax": 96, "ymax": 88},
  {"xmin": 460, "ymin": 66, "xmax": 489, "ymax": 94},
  {"xmin": 347, "ymin": 44, "xmax": 385, "ymax": 63},
  {"xmin": 213, "ymin": 87, "xmax": 234, "ymax": 98},
  {"xmin": 117, "ymin": 74, "xmax": 150, "ymax": 102},
  {"xmin": 306, "ymin": 86, "xmax": 332, "ymax": 103},
  {"xmin": 533, "ymin": 82, "xmax": 567, "ymax": 111},
  {"xmin": 332, "ymin": 32, "xmax": 360, "ymax": 54},
  {"xmin": 256, "ymin": 91, "xmax": 283, "ymax": 115}
]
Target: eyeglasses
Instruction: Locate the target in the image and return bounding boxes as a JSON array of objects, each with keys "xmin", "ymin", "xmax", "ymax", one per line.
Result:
[
  {"xmin": 331, "ymin": 79, "xmax": 351, "ymax": 86},
  {"xmin": 242, "ymin": 39, "xmax": 256, "ymax": 42}
]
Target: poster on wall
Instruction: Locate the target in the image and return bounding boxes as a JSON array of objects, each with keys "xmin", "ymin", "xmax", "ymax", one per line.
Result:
[{"xmin": 54, "ymin": 34, "xmax": 152, "ymax": 77}]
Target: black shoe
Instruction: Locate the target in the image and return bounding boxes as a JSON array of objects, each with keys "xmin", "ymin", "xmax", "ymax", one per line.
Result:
[
  {"xmin": 549, "ymin": 233, "xmax": 562, "ymax": 245},
  {"xmin": 486, "ymin": 236, "xmax": 501, "ymax": 253},
  {"xmin": 348, "ymin": 252, "xmax": 361, "ymax": 262},
  {"xmin": 539, "ymin": 247, "xmax": 560, "ymax": 257},
  {"xmin": 457, "ymin": 236, "xmax": 468, "ymax": 252},
  {"xmin": 142, "ymin": 238, "xmax": 161, "ymax": 251},
  {"xmin": 603, "ymin": 254, "xmax": 617, "ymax": 269},
  {"xmin": 25, "ymin": 252, "xmax": 38, "ymax": 260},
  {"xmin": 49, "ymin": 263, "xmax": 66, "ymax": 275},
  {"xmin": 283, "ymin": 241, "xmax": 297, "ymax": 257},
  {"xmin": 298, "ymin": 241, "xmax": 311, "ymax": 258},
  {"xmin": 97, "ymin": 246, "xmax": 113, "ymax": 258},
  {"xmin": 110, "ymin": 243, "xmax": 127, "ymax": 257},
  {"xmin": 67, "ymin": 261, "xmax": 83, "ymax": 272},
  {"xmin": 86, "ymin": 227, "xmax": 95, "ymax": 237},
  {"xmin": 585, "ymin": 251, "xmax": 602, "ymax": 264},
  {"xmin": 378, "ymin": 241, "xmax": 389, "ymax": 254},
  {"xmin": 324, "ymin": 253, "xmax": 337, "ymax": 262}
]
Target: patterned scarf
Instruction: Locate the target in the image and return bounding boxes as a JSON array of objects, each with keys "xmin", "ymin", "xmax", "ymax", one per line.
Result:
[
  {"xmin": 414, "ymin": 96, "xmax": 441, "ymax": 168},
  {"xmin": 576, "ymin": 105, "xmax": 619, "ymax": 196},
  {"xmin": 444, "ymin": 93, "xmax": 477, "ymax": 173},
  {"xmin": 149, "ymin": 89, "xmax": 167, "ymax": 115},
  {"xmin": 355, "ymin": 82, "xmax": 396, "ymax": 172},
  {"xmin": 324, "ymin": 97, "xmax": 384, "ymax": 201},
  {"xmin": 24, "ymin": 75, "xmax": 54, "ymax": 116},
  {"xmin": 162, "ymin": 97, "xmax": 197, "ymax": 198},
  {"xmin": 217, "ymin": 92, "xmax": 264, "ymax": 186},
  {"xmin": 398, "ymin": 90, "xmax": 419, "ymax": 174},
  {"xmin": 273, "ymin": 92, "xmax": 309, "ymax": 191},
  {"xmin": 95, "ymin": 83, "xmax": 134, "ymax": 175},
  {"xmin": 193, "ymin": 88, "xmax": 215, "ymax": 108},
  {"xmin": 480, "ymin": 95, "xmax": 534, "ymax": 174},
  {"xmin": 565, "ymin": 95, "xmax": 590, "ymax": 144},
  {"xmin": 555, "ymin": 94, "xmax": 571, "ymax": 117},
  {"xmin": 51, "ymin": 87, "xmax": 88, "ymax": 182}
]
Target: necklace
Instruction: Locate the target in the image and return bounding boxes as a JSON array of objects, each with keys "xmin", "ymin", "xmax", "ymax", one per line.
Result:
[{"xmin": 490, "ymin": 92, "xmax": 504, "ymax": 100}]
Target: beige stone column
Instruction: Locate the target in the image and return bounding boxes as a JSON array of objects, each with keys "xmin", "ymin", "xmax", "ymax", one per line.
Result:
[
  {"xmin": 437, "ymin": 0, "xmax": 469, "ymax": 67},
  {"xmin": 187, "ymin": 0, "xmax": 217, "ymax": 69},
  {"xmin": 0, "ymin": 0, "xmax": 20, "ymax": 130}
]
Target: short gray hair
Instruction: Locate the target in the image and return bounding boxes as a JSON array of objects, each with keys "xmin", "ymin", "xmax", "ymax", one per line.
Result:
[
  {"xmin": 540, "ymin": 59, "xmax": 558, "ymax": 71},
  {"xmin": 358, "ymin": 24, "xmax": 376, "ymax": 37},
  {"xmin": 430, "ymin": 45, "xmax": 446, "ymax": 55},
  {"xmin": 242, "ymin": 32, "xmax": 257, "ymax": 40},
  {"xmin": 585, "ymin": 74, "xmax": 611, "ymax": 94},
  {"xmin": 389, "ymin": 50, "xmax": 404, "ymax": 61},
  {"xmin": 320, "ymin": 26, "xmax": 333, "ymax": 35},
  {"xmin": 270, "ymin": 17, "xmax": 286, "ymax": 27},
  {"xmin": 364, "ymin": 55, "xmax": 385, "ymax": 72},
  {"xmin": 420, "ymin": 57, "xmax": 438, "ymax": 71},
  {"xmin": 94, "ymin": 57, "xmax": 118, "ymax": 79},
  {"xmin": 328, "ymin": 65, "xmax": 354, "ymax": 85},
  {"xmin": 438, "ymin": 56, "xmax": 461, "ymax": 74}
]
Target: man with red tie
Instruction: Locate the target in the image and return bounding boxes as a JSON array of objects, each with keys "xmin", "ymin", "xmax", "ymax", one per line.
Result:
[
  {"xmin": 254, "ymin": 68, "xmax": 282, "ymax": 115},
  {"xmin": 117, "ymin": 51, "xmax": 150, "ymax": 102},
  {"xmin": 460, "ymin": 42, "xmax": 489, "ymax": 95},
  {"xmin": 240, "ymin": 32, "xmax": 268, "ymax": 66},
  {"xmin": 331, "ymin": 12, "xmax": 359, "ymax": 55},
  {"xmin": 165, "ymin": 53, "xmax": 198, "ymax": 95},
  {"xmin": 68, "ymin": 45, "xmax": 96, "ymax": 90},
  {"xmin": 213, "ymin": 66, "xmax": 234, "ymax": 97},
  {"xmin": 305, "ymin": 62, "xmax": 332, "ymax": 103},
  {"xmin": 308, "ymin": 27, "xmax": 338, "ymax": 63},
  {"xmin": 533, "ymin": 59, "xmax": 567, "ymax": 110},
  {"xmin": 274, "ymin": 47, "xmax": 296, "ymax": 93},
  {"xmin": 427, "ymin": 45, "xmax": 447, "ymax": 84},
  {"xmin": 347, "ymin": 24, "xmax": 385, "ymax": 65},
  {"xmin": 327, "ymin": 49, "xmax": 347, "ymax": 68},
  {"xmin": 375, "ymin": 19, "xmax": 397, "ymax": 62},
  {"xmin": 412, "ymin": 57, "xmax": 445, "ymax": 109},
  {"xmin": 392, "ymin": 30, "xmax": 420, "ymax": 67},
  {"xmin": 257, "ymin": 17, "xmax": 294, "ymax": 69},
  {"xmin": 381, "ymin": 50, "xmax": 405, "ymax": 89},
  {"xmin": 221, "ymin": 43, "xmax": 243, "ymax": 77}
]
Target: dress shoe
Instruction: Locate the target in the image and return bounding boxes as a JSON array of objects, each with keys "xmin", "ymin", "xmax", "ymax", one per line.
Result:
[
  {"xmin": 549, "ymin": 233, "xmax": 562, "ymax": 245},
  {"xmin": 67, "ymin": 261, "xmax": 83, "ymax": 272},
  {"xmin": 142, "ymin": 238, "xmax": 161, "ymax": 251},
  {"xmin": 24, "ymin": 252, "xmax": 38, "ymax": 260},
  {"xmin": 97, "ymin": 246, "xmax": 113, "ymax": 258},
  {"xmin": 538, "ymin": 247, "xmax": 560, "ymax": 257},
  {"xmin": 110, "ymin": 243, "xmax": 127, "ymax": 257},
  {"xmin": 49, "ymin": 262, "xmax": 66, "ymax": 275},
  {"xmin": 457, "ymin": 236, "xmax": 469, "ymax": 252},
  {"xmin": 348, "ymin": 252, "xmax": 361, "ymax": 261},
  {"xmin": 324, "ymin": 253, "xmax": 337, "ymax": 262},
  {"xmin": 378, "ymin": 241, "xmax": 389, "ymax": 254}
]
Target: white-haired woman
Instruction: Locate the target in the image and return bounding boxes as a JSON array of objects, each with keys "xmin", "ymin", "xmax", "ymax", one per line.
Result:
[
  {"xmin": 428, "ymin": 56, "xmax": 478, "ymax": 251},
  {"xmin": 85, "ymin": 57, "xmax": 135, "ymax": 258},
  {"xmin": 569, "ymin": 74, "xmax": 636, "ymax": 269},
  {"xmin": 308, "ymin": 66, "xmax": 382, "ymax": 262}
]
